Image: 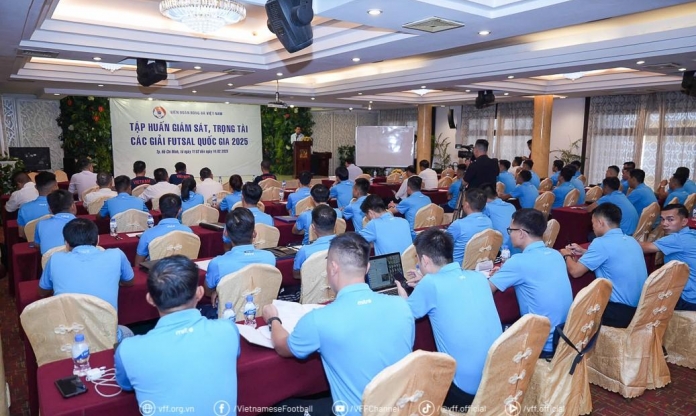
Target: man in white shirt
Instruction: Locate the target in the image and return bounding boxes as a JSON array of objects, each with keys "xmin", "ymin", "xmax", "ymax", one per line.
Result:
[
  {"xmin": 345, "ymin": 157, "xmax": 363, "ymax": 182},
  {"xmin": 140, "ymin": 168, "xmax": 180, "ymax": 203},
  {"xmin": 290, "ymin": 126, "xmax": 304, "ymax": 144},
  {"xmin": 5, "ymin": 172, "xmax": 38, "ymax": 212},
  {"xmin": 83, "ymin": 172, "xmax": 117, "ymax": 209},
  {"xmin": 68, "ymin": 158, "xmax": 98, "ymax": 201},
  {"xmin": 419, "ymin": 159, "xmax": 438, "ymax": 190},
  {"xmin": 196, "ymin": 167, "xmax": 223, "ymax": 202},
  {"xmin": 395, "ymin": 166, "xmax": 416, "ymax": 200}
]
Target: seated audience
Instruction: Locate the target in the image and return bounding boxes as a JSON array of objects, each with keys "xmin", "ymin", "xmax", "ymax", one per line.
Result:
[
  {"xmin": 359, "ymin": 195, "xmax": 412, "ymax": 256},
  {"xmin": 329, "ymin": 166, "xmax": 354, "ymax": 209},
  {"xmin": 68, "ymin": 157, "xmax": 98, "ymax": 201},
  {"xmin": 443, "ymin": 164, "xmax": 466, "ymax": 214},
  {"xmin": 180, "ymin": 177, "xmax": 204, "ymax": 212},
  {"xmin": 196, "ymin": 167, "xmax": 223, "ymax": 202},
  {"xmin": 168, "ymin": 162, "xmax": 193, "ymax": 185},
  {"xmin": 131, "ymin": 160, "xmax": 155, "ymax": 190},
  {"xmin": 497, "ymin": 160, "xmax": 517, "ymax": 193},
  {"xmin": 674, "ymin": 167, "xmax": 696, "ymax": 194},
  {"xmin": 522, "ymin": 159, "xmax": 540, "ymax": 188},
  {"xmin": 562, "ymin": 203, "xmax": 647, "ymax": 328},
  {"xmin": 253, "ymin": 159, "xmax": 277, "ymax": 184},
  {"xmin": 18, "ymin": 172, "xmax": 56, "ymax": 239},
  {"xmin": 240, "ymin": 182, "xmax": 274, "ymax": 226},
  {"xmin": 620, "ymin": 161, "xmax": 635, "ymax": 195},
  {"xmin": 567, "ymin": 165, "xmax": 586, "ymax": 204},
  {"xmin": 482, "ymin": 183, "xmax": 518, "ymax": 255},
  {"xmin": 509, "ymin": 157, "xmax": 524, "ymax": 175},
  {"xmin": 501, "ymin": 170, "xmax": 537, "ymax": 209},
  {"xmin": 293, "ymin": 205, "xmax": 337, "ymax": 279},
  {"xmin": 399, "ymin": 228, "xmax": 501, "ymax": 409},
  {"xmin": 640, "ymin": 204, "xmax": 696, "ymax": 311},
  {"xmin": 287, "ymin": 171, "xmax": 312, "ymax": 216},
  {"xmin": 570, "ymin": 160, "xmax": 583, "ymax": 178},
  {"xmin": 490, "ymin": 208, "xmax": 572, "ymax": 357},
  {"xmin": 139, "ymin": 168, "xmax": 180, "ymax": 203},
  {"xmin": 116, "ymin": 256, "xmax": 239, "ymax": 413},
  {"xmin": 345, "ymin": 157, "xmax": 363, "ymax": 182},
  {"xmin": 549, "ymin": 160, "xmax": 564, "ymax": 187},
  {"xmin": 293, "ymin": 185, "xmax": 342, "ymax": 245},
  {"xmin": 447, "ymin": 188, "xmax": 493, "ymax": 265},
  {"xmin": 263, "ymin": 233, "xmax": 414, "ymax": 414},
  {"xmin": 395, "ymin": 165, "xmax": 417, "ymax": 200},
  {"xmin": 342, "ymin": 178, "xmax": 369, "ymax": 232},
  {"xmin": 418, "ymin": 159, "xmax": 438, "ymax": 190},
  {"xmin": 663, "ymin": 174, "xmax": 690, "ymax": 206},
  {"xmin": 219, "ymin": 175, "xmax": 244, "ymax": 212},
  {"xmin": 587, "ymin": 177, "xmax": 638, "ymax": 235},
  {"xmin": 388, "ymin": 176, "xmax": 432, "ymax": 240},
  {"xmin": 83, "ymin": 172, "xmax": 116, "ymax": 209},
  {"xmin": 98, "ymin": 175, "xmax": 148, "ymax": 219},
  {"xmin": 551, "ymin": 167, "xmax": 575, "ymax": 208},
  {"xmin": 5, "ymin": 172, "xmax": 37, "ymax": 213},
  {"xmin": 602, "ymin": 165, "xmax": 622, "ymax": 192},
  {"xmin": 626, "ymin": 169, "xmax": 658, "ymax": 217},
  {"xmin": 134, "ymin": 194, "xmax": 193, "ymax": 267},
  {"xmin": 35, "ymin": 190, "xmax": 77, "ymax": 255}
]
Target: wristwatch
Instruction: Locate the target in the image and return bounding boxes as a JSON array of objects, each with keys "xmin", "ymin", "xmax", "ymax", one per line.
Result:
[
  {"xmin": 267, "ymin": 317, "xmax": 282, "ymax": 331},
  {"xmin": 563, "ymin": 254, "xmax": 573, "ymax": 261}
]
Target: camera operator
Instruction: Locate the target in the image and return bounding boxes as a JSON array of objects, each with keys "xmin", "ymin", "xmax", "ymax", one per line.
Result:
[{"xmin": 463, "ymin": 139, "xmax": 498, "ymax": 189}]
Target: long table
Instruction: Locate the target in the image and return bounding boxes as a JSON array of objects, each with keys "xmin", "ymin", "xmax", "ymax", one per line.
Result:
[{"xmin": 550, "ymin": 205, "xmax": 593, "ymax": 249}]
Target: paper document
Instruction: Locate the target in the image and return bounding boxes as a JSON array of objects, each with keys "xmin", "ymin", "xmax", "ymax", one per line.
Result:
[
  {"xmin": 237, "ymin": 324, "xmax": 273, "ymax": 348},
  {"xmin": 126, "ymin": 232, "xmax": 143, "ymax": 238},
  {"xmin": 195, "ymin": 259, "xmax": 211, "ymax": 271},
  {"xmin": 236, "ymin": 300, "xmax": 325, "ymax": 348}
]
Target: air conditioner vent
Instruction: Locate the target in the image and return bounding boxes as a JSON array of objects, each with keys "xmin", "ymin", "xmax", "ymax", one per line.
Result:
[{"xmin": 402, "ymin": 17, "xmax": 464, "ymax": 33}]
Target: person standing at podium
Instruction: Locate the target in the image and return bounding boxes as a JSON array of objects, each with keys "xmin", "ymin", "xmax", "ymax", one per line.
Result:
[{"xmin": 290, "ymin": 126, "xmax": 305, "ymax": 144}]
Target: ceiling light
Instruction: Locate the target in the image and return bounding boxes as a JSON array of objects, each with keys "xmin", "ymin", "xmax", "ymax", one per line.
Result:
[
  {"xmin": 227, "ymin": 83, "xmax": 233, "ymax": 86},
  {"xmin": 411, "ymin": 89, "xmax": 434, "ymax": 96},
  {"xmin": 93, "ymin": 56, "xmax": 102, "ymax": 61},
  {"xmin": 97, "ymin": 84, "xmax": 104, "ymax": 87},
  {"xmin": 679, "ymin": 68, "xmax": 687, "ymax": 72},
  {"xmin": 311, "ymin": 97, "xmax": 315, "ymax": 100},
  {"xmin": 349, "ymin": 107, "xmax": 353, "ymax": 110},
  {"xmin": 367, "ymin": 9, "xmax": 382, "ymax": 15},
  {"xmin": 352, "ymin": 57, "xmax": 360, "ymax": 62},
  {"xmin": 159, "ymin": 0, "xmax": 246, "ymax": 34},
  {"xmin": 465, "ymin": 89, "xmax": 471, "ymax": 93},
  {"xmin": 358, "ymin": 92, "xmax": 363, "ymax": 95},
  {"xmin": 289, "ymin": 105, "xmax": 295, "ymax": 108},
  {"xmin": 503, "ymin": 93, "xmax": 509, "ymax": 96},
  {"xmin": 53, "ymin": 93, "xmax": 60, "ymax": 96},
  {"xmin": 421, "ymin": 85, "xmax": 426, "ymax": 89},
  {"xmin": 507, "ymin": 75, "xmax": 515, "ymax": 79},
  {"xmin": 636, "ymin": 60, "xmax": 645, "ymax": 65},
  {"xmin": 276, "ymin": 72, "xmax": 283, "ymax": 76},
  {"xmin": 148, "ymin": 97, "xmax": 153, "ymax": 101},
  {"xmin": 563, "ymin": 72, "xmax": 586, "ymax": 81},
  {"xmin": 192, "ymin": 90, "xmax": 197, "ymax": 93},
  {"xmin": 99, "ymin": 63, "xmax": 123, "ymax": 72},
  {"xmin": 369, "ymin": 101, "xmax": 373, "ymax": 103},
  {"xmin": 194, "ymin": 65, "xmax": 201, "ymax": 70},
  {"xmin": 440, "ymin": 105, "xmax": 445, "ymax": 108},
  {"xmin": 478, "ymin": 30, "xmax": 490, "ymax": 35},
  {"xmin": 225, "ymin": 101, "xmax": 229, "ymax": 104}
]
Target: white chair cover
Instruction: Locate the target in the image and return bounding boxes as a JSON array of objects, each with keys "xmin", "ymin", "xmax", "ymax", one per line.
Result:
[
  {"xmin": 86, "ymin": 196, "xmax": 112, "ymax": 215},
  {"xmin": 496, "ymin": 181, "xmax": 506, "ymax": 195},
  {"xmin": 683, "ymin": 193, "xmax": 695, "ymax": 213},
  {"xmin": 300, "ymin": 250, "xmax": 334, "ymax": 304},
  {"xmin": 54, "ymin": 170, "xmax": 69, "ymax": 182},
  {"xmin": 401, "ymin": 244, "xmax": 418, "ymax": 275},
  {"xmin": 253, "ymin": 223, "xmax": 280, "ymax": 249},
  {"xmin": 181, "ymin": 204, "xmax": 220, "ymax": 226},
  {"xmin": 585, "ymin": 187, "xmax": 602, "ymax": 203},
  {"xmin": 294, "ymin": 196, "xmax": 313, "ymax": 215},
  {"xmin": 216, "ymin": 264, "xmax": 282, "ymax": 320},
  {"xmin": 414, "ymin": 204, "xmax": 444, "ymax": 229},
  {"xmin": 81, "ymin": 186, "xmax": 99, "ymax": 201},
  {"xmin": 131, "ymin": 184, "xmax": 149, "ymax": 197},
  {"xmin": 112, "ymin": 209, "xmax": 149, "ymax": 233},
  {"xmin": 633, "ymin": 202, "xmax": 660, "ymax": 242},
  {"xmin": 462, "ymin": 229, "xmax": 503, "ymax": 270},
  {"xmin": 539, "ymin": 178, "xmax": 553, "ymax": 192},
  {"xmin": 258, "ymin": 178, "xmax": 281, "ymax": 189},
  {"xmin": 261, "ymin": 187, "xmax": 281, "ymax": 201},
  {"xmin": 24, "ymin": 214, "xmax": 52, "ymax": 243},
  {"xmin": 438, "ymin": 176, "xmax": 453, "ymax": 188},
  {"xmin": 207, "ymin": 191, "xmax": 231, "ymax": 206},
  {"xmin": 664, "ymin": 311, "xmax": 696, "ymax": 370},
  {"xmin": 563, "ymin": 189, "xmax": 580, "ymax": 207},
  {"xmin": 148, "ymin": 231, "xmax": 201, "ymax": 260},
  {"xmin": 542, "ymin": 219, "xmax": 560, "ymax": 248},
  {"xmin": 534, "ymin": 192, "xmax": 555, "ymax": 220}
]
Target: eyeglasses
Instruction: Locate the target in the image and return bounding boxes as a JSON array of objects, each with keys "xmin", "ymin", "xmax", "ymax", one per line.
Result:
[{"xmin": 506, "ymin": 227, "xmax": 530, "ymax": 235}]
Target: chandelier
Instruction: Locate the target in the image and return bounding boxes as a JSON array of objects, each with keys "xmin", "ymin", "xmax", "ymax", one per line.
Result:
[{"xmin": 159, "ymin": 0, "xmax": 247, "ymax": 34}]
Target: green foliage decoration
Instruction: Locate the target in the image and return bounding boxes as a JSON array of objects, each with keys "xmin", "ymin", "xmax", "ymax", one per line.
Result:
[
  {"xmin": 260, "ymin": 106, "xmax": 314, "ymax": 175},
  {"xmin": 0, "ymin": 156, "xmax": 26, "ymax": 196},
  {"xmin": 56, "ymin": 96, "xmax": 113, "ymax": 173}
]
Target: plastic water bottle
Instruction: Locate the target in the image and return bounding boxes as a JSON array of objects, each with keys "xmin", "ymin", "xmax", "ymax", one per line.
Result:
[
  {"xmin": 71, "ymin": 334, "xmax": 91, "ymax": 377},
  {"xmin": 211, "ymin": 193, "xmax": 218, "ymax": 208},
  {"xmin": 109, "ymin": 218, "xmax": 118, "ymax": 237},
  {"xmin": 222, "ymin": 302, "xmax": 235, "ymax": 322},
  {"xmin": 280, "ymin": 180, "xmax": 286, "ymax": 201},
  {"xmin": 218, "ymin": 175, "xmax": 222, "ymax": 184},
  {"xmin": 146, "ymin": 213, "xmax": 154, "ymax": 229},
  {"xmin": 243, "ymin": 295, "xmax": 257, "ymax": 328},
  {"xmin": 372, "ymin": 169, "xmax": 377, "ymax": 178},
  {"xmin": 692, "ymin": 206, "xmax": 696, "ymax": 220},
  {"xmin": 501, "ymin": 245, "xmax": 511, "ymax": 263}
]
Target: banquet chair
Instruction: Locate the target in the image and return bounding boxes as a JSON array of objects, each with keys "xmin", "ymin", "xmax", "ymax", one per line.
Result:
[
  {"xmin": 207, "ymin": 191, "xmax": 231, "ymax": 206},
  {"xmin": 258, "ymin": 178, "xmax": 281, "ymax": 190},
  {"xmin": 284, "ymin": 179, "xmax": 299, "ymax": 189},
  {"xmin": 442, "ymin": 167, "xmax": 455, "ymax": 178},
  {"xmin": 253, "ymin": 223, "xmax": 280, "ymax": 249},
  {"xmin": 24, "ymin": 214, "xmax": 52, "ymax": 243},
  {"xmin": 356, "ymin": 173, "xmax": 372, "ymax": 181},
  {"xmin": 260, "ymin": 187, "xmax": 281, "ymax": 201},
  {"xmin": 308, "ymin": 218, "xmax": 347, "ymax": 242},
  {"xmin": 309, "ymin": 178, "xmax": 323, "ymax": 187},
  {"xmin": 444, "ymin": 315, "xmax": 550, "ymax": 416},
  {"xmin": 148, "ymin": 231, "xmax": 201, "ymax": 261},
  {"xmin": 683, "ymin": 193, "xmax": 695, "ymax": 213},
  {"xmin": 294, "ymin": 196, "xmax": 313, "ymax": 215},
  {"xmin": 151, "ymin": 196, "xmax": 161, "ymax": 211},
  {"xmin": 81, "ymin": 186, "xmax": 99, "ymax": 201},
  {"xmin": 53, "ymin": 169, "xmax": 68, "ymax": 183},
  {"xmin": 20, "ymin": 294, "xmax": 118, "ymax": 367},
  {"xmin": 300, "ymin": 250, "xmax": 334, "ymax": 304},
  {"xmin": 633, "ymin": 202, "xmax": 660, "ymax": 242},
  {"xmin": 216, "ymin": 264, "xmax": 282, "ymax": 320},
  {"xmin": 438, "ymin": 176, "xmax": 453, "ymax": 188},
  {"xmin": 542, "ymin": 219, "xmax": 560, "ymax": 248},
  {"xmin": 232, "ymin": 201, "xmax": 266, "ymax": 212},
  {"xmin": 664, "ymin": 310, "xmax": 696, "ymax": 370},
  {"xmin": 27, "ymin": 172, "xmax": 38, "ymax": 182},
  {"xmin": 534, "ymin": 192, "xmax": 555, "ymax": 220},
  {"xmin": 414, "ymin": 204, "xmax": 444, "ymax": 229},
  {"xmin": 401, "ymin": 245, "xmax": 418, "ymax": 275},
  {"xmin": 577, "ymin": 175, "xmax": 587, "ymax": 186},
  {"xmin": 496, "ymin": 181, "xmax": 506, "ymax": 195},
  {"xmin": 667, "ymin": 196, "xmax": 678, "ymax": 205},
  {"xmin": 387, "ymin": 173, "xmax": 402, "ymax": 183},
  {"xmin": 563, "ymin": 189, "xmax": 580, "ymax": 207},
  {"xmin": 539, "ymin": 178, "xmax": 553, "ymax": 192},
  {"xmin": 587, "ymin": 260, "xmax": 689, "ymax": 398},
  {"xmin": 585, "ymin": 186, "xmax": 602, "ymax": 203},
  {"xmin": 112, "ymin": 209, "xmax": 149, "ymax": 232},
  {"xmin": 363, "ymin": 351, "xmax": 455, "ymax": 416},
  {"xmin": 522, "ymin": 279, "xmax": 612, "ymax": 416},
  {"xmin": 462, "ymin": 229, "xmax": 503, "ymax": 270},
  {"xmin": 131, "ymin": 184, "xmax": 149, "ymax": 197},
  {"xmin": 181, "ymin": 204, "xmax": 219, "ymax": 226},
  {"xmin": 222, "ymin": 182, "xmax": 231, "ymax": 192},
  {"xmin": 86, "ymin": 196, "xmax": 112, "ymax": 215}
]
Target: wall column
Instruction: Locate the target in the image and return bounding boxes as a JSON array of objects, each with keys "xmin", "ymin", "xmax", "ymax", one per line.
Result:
[
  {"xmin": 531, "ymin": 95, "xmax": 554, "ymax": 177},
  {"xmin": 416, "ymin": 104, "xmax": 432, "ymax": 173}
]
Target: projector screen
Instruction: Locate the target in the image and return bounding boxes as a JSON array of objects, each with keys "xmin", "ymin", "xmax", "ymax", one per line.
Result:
[{"xmin": 355, "ymin": 126, "xmax": 415, "ymax": 168}]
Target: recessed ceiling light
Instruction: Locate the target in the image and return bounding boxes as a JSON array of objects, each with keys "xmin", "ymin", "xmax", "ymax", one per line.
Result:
[
  {"xmin": 478, "ymin": 30, "xmax": 490, "ymax": 36},
  {"xmin": 192, "ymin": 90, "xmax": 197, "ymax": 93},
  {"xmin": 93, "ymin": 56, "xmax": 101, "ymax": 61},
  {"xmin": 349, "ymin": 107, "xmax": 353, "ymax": 110},
  {"xmin": 440, "ymin": 105, "xmax": 445, "ymax": 108},
  {"xmin": 289, "ymin": 105, "xmax": 295, "ymax": 108},
  {"xmin": 465, "ymin": 89, "xmax": 471, "ymax": 93},
  {"xmin": 276, "ymin": 72, "xmax": 283, "ymax": 76},
  {"xmin": 311, "ymin": 97, "xmax": 315, "ymax": 100},
  {"xmin": 636, "ymin": 60, "xmax": 645, "ymax": 65},
  {"xmin": 369, "ymin": 101, "xmax": 373, "ymax": 103},
  {"xmin": 679, "ymin": 68, "xmax": 687, "ymax": 72},
  {"xmin": 507, "ymin": 75, "xmax": 515, "ymax": 79},
  {"xmin": 225, "ymin": 101, "xmax": 229, "ymax": 104},
  {"xmin": 421, "ymin": 85, "xmax": 426, "ymax": 89},
  {"xmin": 148, "ymin": 97, "xmax": 153, "ymax": 101},
  {"xmin": 194, "ymin": 65, "xmax": 201, "ymax": 70},
  {"xmin": 367, "ymin": 9, "xmax": 382, "ymax": 15},
  {"xmin": 358, "ymin": 92, "xmax": 363, "ymax": 95},
  {"xmin": 352, "ymin": 57, "xmax": 360, "ymax": 62},
  {"xmin": 503, "ymin": 92, "xmax": 509, "ymax": 96},
  {"xmin": 97, "ymin": 84, "xmax": 104, "ymax": 87},
  {"xmin": 53, "ymin": 93, "xmax": 60, "ymax": 96},
  {"xmin": 227, "ymin": 83, "xmax": 233, "ymax": 86}
]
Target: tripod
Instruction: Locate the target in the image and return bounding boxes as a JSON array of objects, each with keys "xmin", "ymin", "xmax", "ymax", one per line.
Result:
[{"xmin": 451, "ymin": 178, "xmax": 466, "ymax": 223}]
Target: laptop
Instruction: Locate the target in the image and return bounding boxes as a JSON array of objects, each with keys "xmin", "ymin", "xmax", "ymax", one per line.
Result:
[
  {"xmin": 365, "ymin": 252, "xmax": 404, "ymax": 296},
  {"xmin": 263, "ymin": 246, "xmax": 300, "ymax": 259}
]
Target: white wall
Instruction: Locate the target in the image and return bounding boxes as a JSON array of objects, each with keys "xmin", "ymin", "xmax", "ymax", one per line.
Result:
[
  {"xmin": 548, "ymin": 98, "xmax": 586, "ymax": 176},
  {"xmin": 434, "ymin": 106, "xmax": 461, "ymax": 168}
]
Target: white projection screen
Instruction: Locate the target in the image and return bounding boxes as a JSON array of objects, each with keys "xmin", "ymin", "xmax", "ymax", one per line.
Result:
[{"xmin": 355, "ymin": 126, "xmax": 415, "ymax": 167}]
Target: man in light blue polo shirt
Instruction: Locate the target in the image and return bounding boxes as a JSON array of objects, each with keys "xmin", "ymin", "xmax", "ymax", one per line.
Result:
[
  {"xmin": 447, "ymin": 188, "xmax": 493, "ymax": 265},
  {"xmin": 620, "ymin": 162, "xmax": 635, "ymax": 195},
  {"xmin": 34, "ymin": 190, "xmax": 77, "ymax": 255},
  {"xmin": 501, "ymin": 170, "xmax": 537, "ymax": 209},
  {"xmin": 399, "ymin": 228, "xmax": 500, "ymax": 409},
  {"xmin": 116, "ymin": 256, "xmax": 240, "ymax": 415},
  {"xmin": 388, "ymin": 176, "xmax": 431, "ymax": 240},
  {"xmin": 602, "ymin": 165, "xmax": 621, "ymax": 192},
  {"xmin": 490, "ymin": 209, "xmax": 572, "ymax": 356},
  {"xmin": 219, "ymin": 175, "xmax": 243, "ymax": 212},
  {"xmin": 562, "ymin": 203, "xmax": 647, "ymax": 328},
  {"xmin": 587, "ymin": 177, "xmax": 638, "ymax": 235},
  {"xmin": 205, "ymin": 207, "xmax": 276, "ymax": 307},
  {"xmin": 360, "ymin": 195, "xmax": 413, "ymax": 255},
  {"xmin": 263, "ymin": 233, "xmax": 414, "ymax": 415},
  {"xmin": 240, "ymin": 182, "xmax": 274, "ymax": 226},
  {"xmin": 497, "ymin": 160, "xmax": 518, "ymax": 193},
  {"xmin": 17, "ymin": 171, "xmax": 57, "ymax": 239},
  {"xmin": 664, "ymin": 174, "xmax": 690, "ymax": 206},
  {"xmin": 522, "ymin": 159, "xmax": 540, "ymax": 189},
  {"xmin": 329, "ymin": 166, "xmax": 354, "ymax": 209},
  {"xmin": 570, "ymin": 161, "xmax": 583, "ymax": 178},
  {"xmin": 626, "ymin": 169, "xmax": 658, "ymax": 218},
  {"xmin": 550, "ymin": 160, "xmax": 564, "ymax": 186},
  {"xmin": 293, "ymin": 184, "xmax": 343, "ymax": 245},
  {"xmin": 551, "ymin": 167, "xmax": 575, "ymax": 208},
  {"xmin": 97, "ymin": 175, "xmax": 148, "ymax": 219},
  {"xmin": 443, "ymin": 164, "xmax": 466, "ymax": 213},
  {"xmin": 293, "ymin": 205, "xmax": 336, "ymax": 279},
  {"xmin": 342, "ymin": 178, "xmax": 369, "ymax": 232},
  {"xmin": 674, "ymin": 167, "xmax": 696, "ymax": 194},
  {"xmin": 286, "ymin": 171, "xmax": 313, "ymax": 216},
  {"xmin": 134, "ymin": 194, "xmax": 193, "ymax": 267},
  {"xmin": 567, "ymin": 165, "xmax": 586, "ymax": 204},
  {"xmin": 641, "ymin": 204, "xmax": 696, "ymax": 311},
  {"xmin": 482, "ymin": 183, "xmax": 519, "ymax": 256}
]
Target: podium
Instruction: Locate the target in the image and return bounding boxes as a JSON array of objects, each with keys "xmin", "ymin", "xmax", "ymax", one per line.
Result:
[
  {"xmin": 311, "ymin": 152, "xmax": 332, "ymax": 177},
  {"xmin": 293, "ymin": 141, "xmax": 312, "ymax": 177}
]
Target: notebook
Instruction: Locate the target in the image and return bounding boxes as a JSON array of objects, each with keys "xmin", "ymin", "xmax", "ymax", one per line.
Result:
[
  {"xmin": 274, "ymin": 215, "xmax": 298, "ymax": 223},
  {"xmin": 264, "ymin": 246, "xmax": 301, "ymax": 259},
  {"xmin": 199, "ymin": 222, "xmax": 225, "ymax": 231},
  {"xmin": 365, "ymin": 252, "xmax": 404, "ymax": 296}
]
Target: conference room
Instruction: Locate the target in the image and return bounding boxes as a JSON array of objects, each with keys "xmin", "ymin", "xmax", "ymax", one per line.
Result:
[{"xmin": 1, "ymin": 0, "xmax": 696, "ymax": 415}]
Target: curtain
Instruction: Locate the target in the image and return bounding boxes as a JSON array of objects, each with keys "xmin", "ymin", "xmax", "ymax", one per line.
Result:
[
  {"xmin": 496, "ymin": 101, "xmax": 533, "ymax": 161},
  {"xmin": 459, "ymin": 104, "xmax": 495, "ymax": 146},
  {"xmin": 378, "ymin": 108, "xmax": 418, "ymax": 127}
]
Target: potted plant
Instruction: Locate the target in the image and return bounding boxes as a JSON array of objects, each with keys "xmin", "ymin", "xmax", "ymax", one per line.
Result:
[{"xmin": 431, "ymin": 133, "xmax": 452, "ymax": 171}]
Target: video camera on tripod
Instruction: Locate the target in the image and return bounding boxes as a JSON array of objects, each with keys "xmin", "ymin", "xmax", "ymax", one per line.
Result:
[{"xmin": 456, "ymin": 144, "xmax": 474, "ymax": 160}]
